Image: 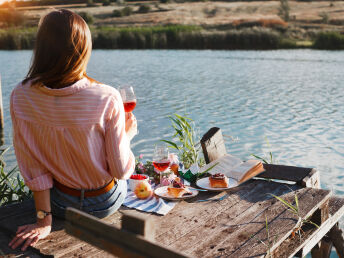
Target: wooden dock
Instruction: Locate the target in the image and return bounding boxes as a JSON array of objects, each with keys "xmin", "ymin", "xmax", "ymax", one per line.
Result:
[
  {"xmin": 1, "ymin": 127, "xmax": 344, "ymax": 257},
  {"xmin": 1, "ymin": 178, "xmax": 344, "ymax": 257}
]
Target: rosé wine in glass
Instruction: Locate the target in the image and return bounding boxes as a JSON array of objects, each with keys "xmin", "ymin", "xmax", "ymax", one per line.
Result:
[
  {"xmin": 119, "ymin": 85, "xmax": 136, "ymax": 113},
  {"xmin": 123, "ymin": 100, "xmax": 137, "ymax": 113},
  {"xmin": 152, "ymin": 160, "xmax": 171, "ymax": 172}
]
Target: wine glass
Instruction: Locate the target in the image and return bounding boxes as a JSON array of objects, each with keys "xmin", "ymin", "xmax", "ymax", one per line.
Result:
[
  {"xmin": 152, "ymin": 144, "xmax": 171, "ymax": 185},
  {"xmin": 119, "ymin": 85, "xmax": 137, "ymax": 113}
]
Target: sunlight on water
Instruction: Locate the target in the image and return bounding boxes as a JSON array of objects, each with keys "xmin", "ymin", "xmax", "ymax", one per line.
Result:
[{"xmin": 1, "ymin": 50, "xmax": 344, "ymax": 238}]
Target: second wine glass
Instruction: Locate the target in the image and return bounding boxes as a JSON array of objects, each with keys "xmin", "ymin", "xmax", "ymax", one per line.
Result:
[{"xmin": 152, "ymin": 144, "xmax": 171, "ymax": 185}]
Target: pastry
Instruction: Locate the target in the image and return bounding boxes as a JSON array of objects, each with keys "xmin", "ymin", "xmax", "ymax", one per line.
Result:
[
  {"xmin": 209, "ymin": 173, "xmax": 229, "ymax": 188},
  {"xmin": 167, "ymin": 178, "xmax": 192, "ymax": 198}
]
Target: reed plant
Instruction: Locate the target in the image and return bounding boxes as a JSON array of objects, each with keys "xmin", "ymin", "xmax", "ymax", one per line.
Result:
[
  {"xmin": 251, "ymin": 137, "xmax": 276, "ymax": 164},
  {"xmin": 162, "ymin": 114, "xmax": 204, "ymax": 169},
  {"xmin": 313, "ymin": 31, "xmax": 344, "ymax": 49},
  {"xmin": 2, "ymin": 24, "xmax": 342, "ymax": 50},
  {"xmin": 0, "ymin": 147, "xmax": 32, "ymax": 206},
  {"xmin": 271, "ymin": 192, "xmax": 319, "ymax": 240},
  {"xmin": 92, "ymin": 26, "xmax": 282, "ymax": 50},
  {"xmin": 0, "ymin": 28, "xmax": 36, "ymax": 50}
]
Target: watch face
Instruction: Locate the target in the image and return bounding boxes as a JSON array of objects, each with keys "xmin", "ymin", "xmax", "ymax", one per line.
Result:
[{"xmin": 37, "ymin": 211, "xmax": 45, "ymax": 219}]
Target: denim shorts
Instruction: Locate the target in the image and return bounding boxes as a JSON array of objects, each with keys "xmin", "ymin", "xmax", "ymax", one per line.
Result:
[{"xmin": 50, "ymin": 179, "xmax": 127, "ymax": 219}]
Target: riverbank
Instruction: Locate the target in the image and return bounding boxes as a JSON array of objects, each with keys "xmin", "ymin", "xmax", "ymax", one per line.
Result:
[
  {"xmin": 1, "ymin": 1, "xmax": 344, "ymax": 50},
  {"xmin": 1, "ymin": 25, "xmax": 344, "ymax": 50}
]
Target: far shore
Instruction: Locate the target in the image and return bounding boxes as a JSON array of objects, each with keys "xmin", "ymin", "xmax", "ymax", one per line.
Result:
[{"xmin": 1, "ymin": 1, "xmax": 344, "ymax": 50}]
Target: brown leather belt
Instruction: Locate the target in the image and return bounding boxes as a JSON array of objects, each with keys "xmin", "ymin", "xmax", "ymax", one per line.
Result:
[{"xmin": 54, "ymin": 179, "xmax": 116, "ymax": 198}]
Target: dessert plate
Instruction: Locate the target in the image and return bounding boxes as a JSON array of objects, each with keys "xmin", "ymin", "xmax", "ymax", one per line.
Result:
[
  {"xmin": 154, "ymin": 186, "xmax": 198, "ymax": 201},
  {"xmin": 196, "ymin": 177, "xmax": 238, "ymax": 191}
]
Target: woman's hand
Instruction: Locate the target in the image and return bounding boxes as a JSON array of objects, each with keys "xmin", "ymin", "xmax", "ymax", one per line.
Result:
[
  {"xmin": 9, "ymin": 221, "xmax": 51, "ymax": 251},
  {"xmin": 125, "ymin": 112, "xmax": 137, "ymax": 141}
]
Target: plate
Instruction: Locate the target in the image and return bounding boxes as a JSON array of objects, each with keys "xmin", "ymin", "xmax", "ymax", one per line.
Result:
[
  {"xmin": 196, "ymin": 177, "xmax": 238, "ymax": 191},
  {"xmin": 154, "ymin": 186, "xmax": 198, "ymax": 201}
]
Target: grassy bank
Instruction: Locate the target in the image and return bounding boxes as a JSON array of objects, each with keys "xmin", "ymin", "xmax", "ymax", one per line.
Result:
[{"xmin": 0, "ymin": 26, "xmax": 344, "ymax": 50}]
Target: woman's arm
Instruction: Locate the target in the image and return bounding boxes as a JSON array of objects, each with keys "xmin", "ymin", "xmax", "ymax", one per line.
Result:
[
  {"xmin": 105, "ymin": 95, "xmax": 137, "ymax": 180},
  {"xmin": 8, "ymin": 190, "xmax": 52, "ymax": 251}
]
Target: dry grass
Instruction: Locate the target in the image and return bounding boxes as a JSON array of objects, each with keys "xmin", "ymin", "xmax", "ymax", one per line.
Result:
[{"xmin": 2, "ymin": 1, "xmax": 344, "ymax": 29}]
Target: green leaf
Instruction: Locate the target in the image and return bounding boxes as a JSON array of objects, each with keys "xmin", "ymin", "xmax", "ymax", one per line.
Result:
[
  {"xmin": 160, "ymin": 140, "xmax": 179, "ymax": 150},
  {"xmin": 304, "ymin": 219, "xmax": 320, "ymax": 229},
  {"xmin": 169, "ymin": 116, "xmax": 182, "ymax": 128},
  {"xmin": 294, "ymin": 193, "xmax": 299, "ymax": 213},
  {"xmin": 175, "ymin": 128, "xmax": 183, "ymax": 137},
  {"xmin": 270, "ymin": 194, "xmax": 298, "ymax": 214},
  {"xmin": 251, "ymin": 154, "xmax": 269, "ymax": 164},
  {"xmin": 199, "ymin": 162, "xmax": 219, "ymax": 175}
]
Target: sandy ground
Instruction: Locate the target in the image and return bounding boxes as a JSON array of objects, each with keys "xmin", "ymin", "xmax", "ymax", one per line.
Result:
[{"xmin": 4, "ymin": 1, "xmax": 344, "ymax": 29}]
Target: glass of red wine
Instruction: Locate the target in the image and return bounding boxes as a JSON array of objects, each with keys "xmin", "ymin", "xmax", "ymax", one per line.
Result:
[
  {"xmin": 119, "ymin": 85, "xmax": 137, "ymax": 113},
  {"xmin": 152, "ymin": 144, "xmax": 171, "ymax": 186},
  {"xmin": 119, "ymin": 85, "xmax": 138, "ymax": 135}
]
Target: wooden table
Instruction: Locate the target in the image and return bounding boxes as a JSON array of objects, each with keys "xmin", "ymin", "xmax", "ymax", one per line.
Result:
[{"xmin": 1, "ymin": 176, "xmax": 344, "ymax": 258}]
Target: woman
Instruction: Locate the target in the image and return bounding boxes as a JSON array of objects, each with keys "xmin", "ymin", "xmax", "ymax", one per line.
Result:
[{"xmin": 8, "ymin": 9, "xmax": 137, "ymax": 251}]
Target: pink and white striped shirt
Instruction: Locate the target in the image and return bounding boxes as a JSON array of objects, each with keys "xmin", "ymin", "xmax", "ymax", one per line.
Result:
[{"xmin": 10, "ymin": 78, "xmax": 135, "ymax": 192}]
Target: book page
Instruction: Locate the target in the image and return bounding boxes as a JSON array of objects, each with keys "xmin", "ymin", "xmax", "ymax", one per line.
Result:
[
  {"xmin": 199, "ymin": 154, "xmax": 243, "ymax": 179},
  {"xmin": 230, "ymin": 160, "xmax": 261, "ymax": 182}
]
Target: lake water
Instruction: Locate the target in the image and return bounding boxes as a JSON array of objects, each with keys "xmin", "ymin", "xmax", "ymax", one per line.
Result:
[{"xmin": 0, "ymin": 50, "xmax": 343, "ymax": 255}]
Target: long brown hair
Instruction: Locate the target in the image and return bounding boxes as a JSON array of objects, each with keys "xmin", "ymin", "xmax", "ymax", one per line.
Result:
[{"xmin": 24, "ymin": 9, "xmax": 95, "ymax": 89}]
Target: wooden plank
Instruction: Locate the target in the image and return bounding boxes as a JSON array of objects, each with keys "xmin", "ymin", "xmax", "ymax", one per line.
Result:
[
  {"xmin": 258, "ymin": 164, "xmax": 315, "ymax": 183},
  {"xmin": 0, "ymin": 199, "xmax": 35, "ymax": 220},
  {"xmin": 274, "ymin": 196, "xmax": 344, "ymax": 257},
  {"xmin": 201, "ymin": 127, "xmax": 227, "ymax": 164},
  {"xmin": 154, "ymin": 179, "xmax": 264, "ymax": 245},
  {"xmin": 121, "ymin": 211, "xmax": 155, "ymax": 241},
  {"xmin": 0, "ymin": 74, "xmax": 4, "ymax": 134},
  {"xmin": 57, "ymin": 243, "xmax": 112, "ymax": 258},
  {"xmin": 65, "ymin": 221, "xmax": 142, "ymax": 258},
  {"xmin": 328, "ymin": 224, "xmax": 344, "ymax": 257},
  {"xmin": 65, "ymin": 207, "xmax": 190, "ymax": 258},
  {"xmin": 300, "ymin": 169, "xmax": 320, "ymax": 188},
  {"xmin": 310, "ymin": 239, "xmax": 332, "ymax": 258},
  {"xmin": 165, "ymin": 180, "xmax": 299, "ymax": 257},
  {"xmin": 221, "ymin": 188, "xmax": 331, "ymax": 257},
  {"xmin": 0, "ymin": 231, "xmax": 45, "ymax": 258},
  {"xmin": 200, "ymin": 187, "xmax": 311, "ymax": 257}
]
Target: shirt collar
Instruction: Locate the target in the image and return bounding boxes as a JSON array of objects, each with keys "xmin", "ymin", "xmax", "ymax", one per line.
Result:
[{"xmin": 36, "ymin": 78, "xmax": 91, "ymax": 96}]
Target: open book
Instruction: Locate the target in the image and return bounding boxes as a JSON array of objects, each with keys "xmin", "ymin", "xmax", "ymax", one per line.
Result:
[{"xmin": 199, "ymin": 154, "xmax": 265, "ymax": 184}]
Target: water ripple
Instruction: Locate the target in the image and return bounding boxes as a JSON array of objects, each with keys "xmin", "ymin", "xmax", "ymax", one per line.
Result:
[{"xmin": 1, "ymin": 49, "xmax": 344, "ymax": 198}]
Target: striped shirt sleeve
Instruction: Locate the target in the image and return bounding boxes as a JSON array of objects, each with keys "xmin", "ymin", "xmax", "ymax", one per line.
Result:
[
  {"xmin": 10, "ymin": 90, "xmax": 53, "ymax": 191},
  {"xmin": 105, "ymin": 94, "xmax": 135, "ymax": 180}
]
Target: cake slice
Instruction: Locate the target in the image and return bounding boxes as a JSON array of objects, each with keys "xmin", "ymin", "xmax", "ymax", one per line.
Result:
[
  {"xmin": 167, "ymin": 178, "xmax": 192, "ymax": 198},
  {"xmin": 209, "ymin": 173, "xmax": 229, "ymax": 188}
]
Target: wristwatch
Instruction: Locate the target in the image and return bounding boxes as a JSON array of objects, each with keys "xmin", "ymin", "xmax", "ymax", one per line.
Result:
[{"xmin": 37, "ymin": 210, "xmax": 52, "ymax": 219}]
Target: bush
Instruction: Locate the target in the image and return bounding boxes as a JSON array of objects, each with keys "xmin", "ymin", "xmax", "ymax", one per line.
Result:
[
  {"xmin": 319, "ymin": 12, "xmax": 329, "ymax": 24},
  {"xmin": 86, "ymin": 0, "xmax": 98, "ymax": 7},
  {"xmin": 78, "ymin": 12, "xmax": 94, "ymax": 24},
  {"xmin": 102, "ymin": 0, "xmax": 111, "ymax": 6},
  {"xmin": 122, "ymin": 6, "xmax": 133, "ymax": 16},
  {"xmin": 0, "ymin": 30, "xmax": 35, "ymax": 50},
  {"xmin": 313, "ymin": 32, "xmax": 344, "ymax": 50},
  {"xmin": 112, "ymin": 10, "xmax": 123, "ymax": 17},
  {"xmin": 137, "ymin": 4, "xmax": 151, "ymax": 13},
  {"xmin": 112, "ymin": 6, "xmax": 133, "ymax": 17},
  {"xmin": 0, "ymin": 9, "xmax": 27, "ymax": 27}
]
